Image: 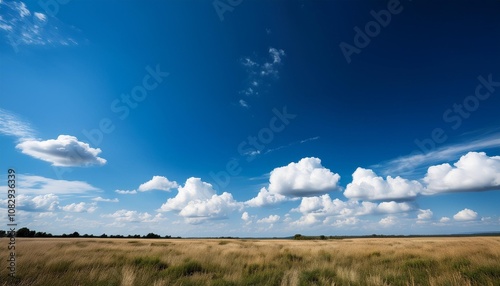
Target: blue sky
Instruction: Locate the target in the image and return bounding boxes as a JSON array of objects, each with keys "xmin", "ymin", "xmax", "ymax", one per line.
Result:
[{"xmin": 1, "ymin": 0, "xmax": 500, "ymax": 237}]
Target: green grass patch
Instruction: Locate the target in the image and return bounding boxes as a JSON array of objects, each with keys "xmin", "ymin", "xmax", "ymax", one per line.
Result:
[
  {"xmin": 132, "ymin": 256, "xmax": 168, "ymax": 270},
  {"xmin": 165, "ymin": 261, "xmax": 204, "ymax": 278},
  {"xmin": 299, "ymin": 269, "xmax": 336, "ymax": 286},
  {"xmin": 463, "ymin": 265, "xmax": 500, "ymax": 285}
]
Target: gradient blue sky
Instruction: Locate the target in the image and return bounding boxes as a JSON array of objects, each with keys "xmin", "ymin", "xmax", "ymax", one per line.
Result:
[{"xmin": 1, "ymin": 0, "xmax": 500, "ymax": 237}]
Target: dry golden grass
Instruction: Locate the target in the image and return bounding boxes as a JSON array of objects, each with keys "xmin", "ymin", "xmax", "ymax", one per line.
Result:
[{"xmin": 1, "ymin": 236, "xmax": 500, "ymax": 285}]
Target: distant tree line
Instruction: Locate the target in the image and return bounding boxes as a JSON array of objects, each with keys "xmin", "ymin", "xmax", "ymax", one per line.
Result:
[{"xmin": 0, "ymin": 228, "xmax": 179, "ymax": 239}]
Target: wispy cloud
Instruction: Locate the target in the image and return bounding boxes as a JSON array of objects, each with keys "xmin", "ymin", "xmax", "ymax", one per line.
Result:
[
  {"xmin": 0, "ymin": 107, "xmax": 35, "ymax": 140},
  {"xmin": 18, "ymin": 175, "xmax": 100, "ymax": 195},
  {"xmin": 374, "ymin": 133, "xmax": 500, "ymax": 177},
  {"xmin": 238, "ymin": 47, "xmax": 286, "ymax": 107},
  {"xmin": 0, "ymin": 0, "xmax": 80, "ymax": 50}
]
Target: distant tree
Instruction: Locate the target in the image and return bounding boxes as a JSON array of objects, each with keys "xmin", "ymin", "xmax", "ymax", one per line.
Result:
[
  {"xmin": 71, "ymin": 232, "xmax": 80, "ymax": 237},
  {"xmin": 0, "ymin": 230, "xmax": 6, "ymax": 237},
  {"xmin": 17, "ymin": 227, "xmax": 32, "ymax": 237},
  {"xmin": 320, "ymin": 235, "xmax": 326, "ymax": 240},
  {"xmin": 100, "ymin": 233, "xmax": 108, "ymax": 238},
  {"xmin": 144, "ymin": 233, "xmax": 161, "ymax": 239},
  {"xmin": 293, "ymin": 234, "xmax": 303, "ymax": 240}
]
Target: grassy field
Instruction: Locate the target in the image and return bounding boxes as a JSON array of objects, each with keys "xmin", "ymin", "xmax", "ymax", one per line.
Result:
[{"xmin": 1, "ymin": 236, "xmax": 500, "ymax": 285}]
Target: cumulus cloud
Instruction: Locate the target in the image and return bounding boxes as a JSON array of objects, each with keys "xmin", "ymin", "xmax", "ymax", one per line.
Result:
[
  {"xmin": 16, "ymin": 135, "xmax": 106, "ymax": 167},
  {"xmin": 453, "ymin": 208, "xmax": 478, "ymax": 221},
  {"xmin": 439, "ymin": 217, "xmax": 451, "ymax": 223},
  {"xmin": 344, "ymin": 168, "xmax": 423, "ymax": 200},
  {"xmin": 60, "ymin": 202, "xmax": 97, "ymax": 213},
  {"xmin": 178, "ymin": 192, "xmax": 241, "ymax": 223},
  {"xmin": 379, "ymin": 215, "xmax": 398, "ymax": 226},
  {"xmin": 92, "ymin": 197, "xmax": 119, "ymax": 203},
  {"xmin": 158, "ymin": 177, "xmax": 241, "ymax": 224},
  {"xmin": 241, "ymin": 212, "xmax": 250, "ymax": 221},
  {"xmin": 291, "ymin": 194, "xmax": 413, "ymax": 226},
  {"xmin": 138, "ymin": 176, "xmax": 178, "ymax": 192},
  {"xmin": 104, "ymin": 209, "xmax": 164, "ymax": 223},
  {"xmin": 245, "ymin": 187, "xmax": 289, "ymax": 207},
  {"xmin": 417, "ymin": 209, "xmax": 433, "ymax": 220},
  {"xmin": 115, "ymin": 190, "xmax": 137, "ymax": 195},
  {"xmin": 19, "ymin": 175, "xmax": 99, "ymax": 195},
  {"xmin": 158, "ymin": 177, "xmax": 215, "ymax": 212},
  {"xmin": 424, "ymin": 152, "xmax": 500, "ymax": 194},
  {"xmin": 16, "ymin": 194, "xmax": 59, "ymax": 212},
  {"xmin": 269, "ymin": 157, "xmax": 340, "ymax": 197},
  {"xmin": 257, "ymin": 215, "xmax": 280, "ymax": 224}
]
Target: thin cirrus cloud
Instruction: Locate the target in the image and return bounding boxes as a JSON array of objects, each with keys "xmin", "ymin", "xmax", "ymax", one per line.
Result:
[
  {"xmin": 115, "ymin": 190, "xmax": 137, "ymax": 195},
  {"xmin": 18, "ymin": 175, "xmax": 100, "ymax": 195},
  {"xmin": 16, "ymin": 135, "xmax": 106, "ymax": 167},
  {"xmin": 0, "ymin": 108, "xmax": 35, "ymax": 140},
  {"xmin": 138, "ymin": 176, "xmax": 179, "ymax": 192},
  {"xmin": 0, "ymin": 0, "xmax": 80, "ymax": 49},
  {"xmin": 92, "ymin": 197, "xmax": 119, "ymax": 203}
]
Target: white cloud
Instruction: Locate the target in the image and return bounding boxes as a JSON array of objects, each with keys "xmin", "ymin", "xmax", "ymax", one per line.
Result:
[
  {"xmin": 344, "ymin": 167, "xmax": 423, "ymax": 200},
  {"xmin": 178, "ymin": 192, "xmax": 241, "ymax": 222},
  {"xmin": 257, "ymin": 215, "xmax": 280, "ymax": 224},
  {"xmin": 291, "ymin": 194, "xmax": 413, "ymax": 227},
  {"xmin": 331, "ymin": 217, "xmax": 360, "ymax": 227},
  {"xmin": 115, "ymin": 189, "xmax": 137, "ymax": 195},
  {"xmin": 19, "ymin": 175, "xmax": 99, "ymax": 195},
  {"xmin": 417, "ymin": 209, "xmax": 433, "ymax": 220},
  {"xmin": 158, "ymin": 177, "xmax": 215, "ymax": 212},
  {"xmin": 104, "ymin": 209, "xmax": 164, "ymax": 223},
  {"xmin": 376, "ymin": 201, "xmax": 413, "ymax": 213},
  {"xmin": 238, "ymin": 47, "xmax": 286, "ymax": 101},
  {"xmin": 16, "ymin": 135, "xmax": 106, "ymax": 167},
  {"xmin": 424, "ymin": 152, "xmax": 500, "ymax": 194},
  {"xmin": 92, "ymin": 197, "xmax": 119, "ymax": 203},
  {"xmin": 439, "ymin": 217, "xmax": 451, "ymax": 223},
  {"xmin": 158, "ymin": 177, "xmax": 242, "ymax": 224},
  {"xmin": 0, "ymin": 108, "xmax": 35, "ymax": 140},
  {"xmin": 60, "ymin": 202, "xmax": 97, "ymax": 213},
  {"xmin": 379, "ymin": 215, "xmax": 398, "ymax": 226},
  {"xmin": 377, "ymin": 134, "xmax": 500, "ymax": 176},
  {"xmin": 0, "ymin": 1, "xmax": 80, "ymax": 49},
  {"xmin": 269, "ymin": 157, "xmax": 340, "ymax": 196},
  {"xmin": 239, "ymin": 99, "xmax": 249, "ymax": 108},
  {"xmin": 245, "ymin": 187, "xmax": 289, "ymax": 207},
  {"xmin": 241, "ymin": 212, "xmax": 250, "ymax": 221},
  {"xmin": 138, "ymin": 176, "xmax": 178, "ymax": 192},
  {"xmin": 33, "ymin": 12, "xmax": 46, "ymax": 22},
  {"xmin": 17, "ymin": 194, "xmax": 59, "ymax": 211},
  {"xmin": 453, "ymin": 208, "xmax": 478, "ymax": 221}
]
